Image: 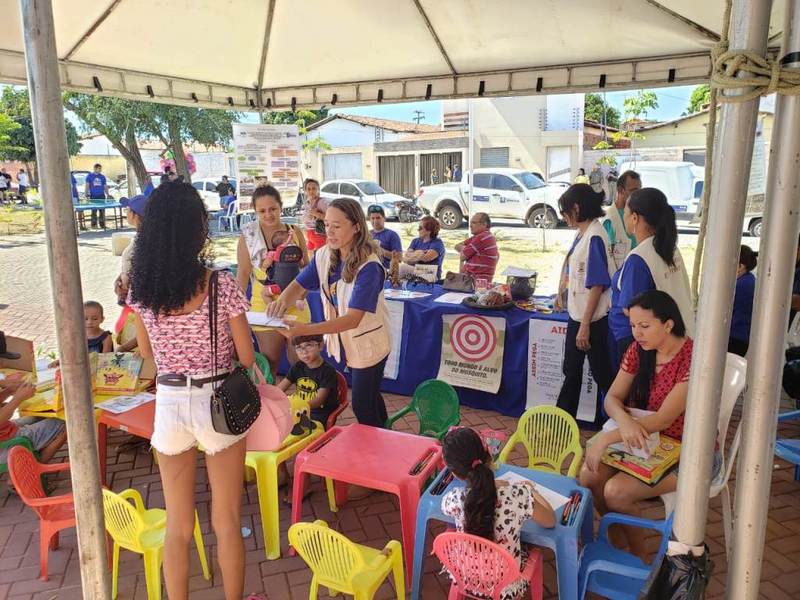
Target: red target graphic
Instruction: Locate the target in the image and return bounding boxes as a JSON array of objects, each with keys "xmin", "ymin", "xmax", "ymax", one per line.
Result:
[{"xmin": 449, "ymin": 315, "xmax": 497, "ymax": 362}]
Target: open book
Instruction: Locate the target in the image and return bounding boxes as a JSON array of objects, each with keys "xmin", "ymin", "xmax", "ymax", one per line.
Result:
[
  {"xmin": 588, "ymin": 431, "xmax": 681, "ymax": 485},
  {"xmin": 601, "ymin": 408, "xmax": 659, "ymax": 459}
]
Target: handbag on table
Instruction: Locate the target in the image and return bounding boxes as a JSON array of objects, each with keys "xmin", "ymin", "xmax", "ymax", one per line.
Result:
[{"xmin": 442, "ymin": 271, "xmax": 475, "ymax": 293}]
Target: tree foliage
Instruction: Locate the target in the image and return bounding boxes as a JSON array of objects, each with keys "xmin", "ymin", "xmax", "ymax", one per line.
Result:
[
  {"xmin": 686, "ymin": 84, "xmax": 711, "ymax": 114},
  {"xmin": 262, "ymin": 109, "xmax": 331, "ymax": 151},
  {"xmin": 0, "ymin": 87, "xmax": 81, "ymax": 167},
  {"xmin": 584, "ymin": 93, "xmax": 620, "ymax": 128},
  {"xmin": 613, "ymin": 91, "xmax": 660, "ymax": 158}
]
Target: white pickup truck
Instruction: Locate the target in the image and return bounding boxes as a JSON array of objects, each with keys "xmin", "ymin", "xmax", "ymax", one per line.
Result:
[{"xmin": 415, "ymin": 168, "xmax": 565, "ymax": 230}]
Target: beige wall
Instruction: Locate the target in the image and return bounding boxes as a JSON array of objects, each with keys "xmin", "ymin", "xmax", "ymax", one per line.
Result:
[
  {"xmin": 637, "ymin": 112, "xmax": 774, "ymax": 150},
  {"xmin": 304, "ymin": 145, "xmax": 375, "ymax": 182}
]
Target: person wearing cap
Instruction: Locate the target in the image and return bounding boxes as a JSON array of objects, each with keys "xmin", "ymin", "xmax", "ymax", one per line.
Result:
[
  {"xmin": 368, "ymin": 205, "xmax": 402, "ymax": 269},
  {"xmin": 114, "ymin": 193, "xmax": 150, "ymax": 351}
]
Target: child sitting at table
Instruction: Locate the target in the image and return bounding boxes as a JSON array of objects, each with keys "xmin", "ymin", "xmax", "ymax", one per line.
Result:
[
  {"xmin": 84, "ymin": 301, "xmax": 113, "ymax": 354},
  {"xmin": 440, "ymin": 427, "xmax": 555, "ymax": 600},
  {"xmin": 0, "ymin": 379, "xmax": 67, "ymax": 467},
  {"xmin": 278, "ymin": 335, "xmax": 339, "ymax": 427}
]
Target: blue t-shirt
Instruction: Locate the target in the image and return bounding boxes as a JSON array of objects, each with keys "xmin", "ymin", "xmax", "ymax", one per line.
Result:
[
  {"xmin": 566, "ymin": 235, "xmax": 612, "ymax": 288},
  {"xmin": 408, "ymin": 236, "xmax": 446, "ymax": 279},
  {"xmin": 730, "ymin": 271, "xmax": 756, "ymax": 342},
  {"xmin": 608, "ymin": 254, "xmax": 656, "ymax": 342},
  {"xmin": 85, "ymin": 172, "xmax": 107, "ymax": 199},
  {"xmin": 70, "ymin": 174, "xmax": 78, "ymax": 200},
  {"xmin": 371, "ymin": 229, "xmax": 403, "ymax": 268},
  {"xmin": 296, "ymin": 256, "xmax": 385, "ymax": 313}
]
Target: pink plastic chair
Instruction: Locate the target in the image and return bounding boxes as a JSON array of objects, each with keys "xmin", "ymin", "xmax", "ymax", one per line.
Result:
[{"xmin": 432, "ymin": 532, "xmax": 543, "ymax": 600}]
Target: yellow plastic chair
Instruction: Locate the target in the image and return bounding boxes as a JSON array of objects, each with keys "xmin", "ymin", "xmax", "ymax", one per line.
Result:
[
  {"xmin": 101, "ymin": 488, "xmax": 210, "ymax": 600},
  {"xmin": 498, "ymin": 406, "xmax": 584, "ymax": 477},
  {"xmin": 244, "ymin": 421, "xmax": 329, "ymax": 560},
  {"xmin": 288, "ymin": 520, "xmax": 404, "ymax": 600}
]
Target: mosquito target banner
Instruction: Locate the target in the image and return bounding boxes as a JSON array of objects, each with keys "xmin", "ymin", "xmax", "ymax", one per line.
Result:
[{"xmin": 437, "ymin": 314, "xmax": 505, "ymax": 393}]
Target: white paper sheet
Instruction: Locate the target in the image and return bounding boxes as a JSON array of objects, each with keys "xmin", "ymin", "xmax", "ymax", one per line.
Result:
[
  {"xmin": 97, "ymin": 392, "xmax": 155, "ymax": 414},
  {"xmin": 434, "ymin": 292, "xmax": 472, "ymax": 304},
  {"xmin": 383, "ymin": 289, "xmax": 430, "ymax": 300},
  {"xmin": 246, "ymin": 312, "xmax": 291, "ymax": 328},
  {"xmin": 496, "ymin": 471, "xmax": 571, "ymax": 510}
]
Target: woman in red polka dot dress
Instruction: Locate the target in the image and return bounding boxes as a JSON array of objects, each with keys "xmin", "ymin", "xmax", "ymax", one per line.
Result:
[{"xmin": 579, "ymin": 289, "xmax": 720, "ymax": 558}]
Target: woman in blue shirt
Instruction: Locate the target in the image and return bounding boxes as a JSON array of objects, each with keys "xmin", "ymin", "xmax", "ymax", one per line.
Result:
[
  {"xmin": 401, "ymin": 215, "xmax": 446, "ymax": 280},
  {"xmin": 608, "ymin": 188, "xmax": 693, "ymax": 371},
  {"xmin": 728, "ymin": 245, "xmax": 757, "ymax": 357}
]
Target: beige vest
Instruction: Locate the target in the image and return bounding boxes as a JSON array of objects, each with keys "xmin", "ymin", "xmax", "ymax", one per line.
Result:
[
  {"xmin": 316, "ymin": 245, "xmax": 391, "ymax": 369},
  {"xmin": 623, "ymin": 236, "xmax": 695, "ymax": 336},
  {"xmin": 567, "ymin": 219, "xmax": 615, "ymax": 322}
]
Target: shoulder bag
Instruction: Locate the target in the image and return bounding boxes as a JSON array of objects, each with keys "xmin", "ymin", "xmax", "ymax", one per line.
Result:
[
  {"xmin": 442, "ymin": 271, "xmax": 475, "ymax": 293},
  {"xmin": 208, "ymin": 270, "xmax": 262, "ymax": 435}
]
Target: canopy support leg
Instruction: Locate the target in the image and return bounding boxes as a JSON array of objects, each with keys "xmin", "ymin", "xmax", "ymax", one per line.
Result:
[
  {"xmin": 672, "ymin": 0, "xmax": 772, "ymax": 546},
  {"xmin": 727, "ymin": 1, "xmax": 800, "ymax": 598},
  {"xmin": 19, "ymin": 1, "xmax": 111, "ymax": 598}
]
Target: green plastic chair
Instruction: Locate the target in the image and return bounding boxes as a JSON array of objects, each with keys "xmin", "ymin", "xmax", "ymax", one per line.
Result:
[
  {"xmin": 253, "ymin": 352, "xmax": 274, "ymax": 384},
  {"xmin": 0, "ymin": 437, "xmax": 36, "ymax": 476},
  {"xmin": 498, "ymin": 406, "xmax": 583, "ymax": 477},
  {"xmin": 385, "ymin": 379, "xmax": 460, "ymax": 440}
]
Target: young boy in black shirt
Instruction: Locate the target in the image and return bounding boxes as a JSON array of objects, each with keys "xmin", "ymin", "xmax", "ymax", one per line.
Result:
[{"xmin": 279, "ymin": 335, "xmax": 339, "ymax": 427}]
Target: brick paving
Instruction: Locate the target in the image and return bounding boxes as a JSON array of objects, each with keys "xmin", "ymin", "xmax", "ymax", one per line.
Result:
[{"xmin": 1, "ymin": 229, "xmax": 800, "ymax": 598}]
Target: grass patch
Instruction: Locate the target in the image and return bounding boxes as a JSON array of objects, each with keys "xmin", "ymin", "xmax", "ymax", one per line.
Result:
[{"xmin": 0, "ymin": 205, "xmax": 44, "ymax": 235}]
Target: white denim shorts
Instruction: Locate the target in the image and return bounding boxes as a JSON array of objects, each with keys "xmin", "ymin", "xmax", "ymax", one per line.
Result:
[{"xmin": 152, "ymin": 375, "xmax": 246, "ymax": 456}]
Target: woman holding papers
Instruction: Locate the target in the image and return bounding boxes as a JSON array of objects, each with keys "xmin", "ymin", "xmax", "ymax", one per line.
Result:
[
  {"xmin": 607, "ymin": 187, "xmax": 694, "ymax": 370},
  {"xmin": 580, "ymin": 290, "xmax": 717, "ymax": 559},
  {"xmin": 266, "ymin": 197, "xmax": 392, "ymax": 427},
  {"xmin": 237, "ymin": 185, "xmax": 309, "ymax": 376}
]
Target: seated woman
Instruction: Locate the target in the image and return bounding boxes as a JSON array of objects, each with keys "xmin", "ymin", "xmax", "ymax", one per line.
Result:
[
  {"xmin": 579, "ymin": 289, "xmax": 715, "ymax": 559},
  {"xmin": 400, "ymin": 215, "xmax": 446, "ymax": 281},
  {"xmin": 728, "ymin": 244, "xmax": 757, "ymax": 357}
]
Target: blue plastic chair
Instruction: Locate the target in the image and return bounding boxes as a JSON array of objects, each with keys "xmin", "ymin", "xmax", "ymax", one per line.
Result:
[
  {"xmin": 410, "ymin": 463, "xmax": 593, "ymax": 600},
  {"xmin": 776, "ymin": 410, "xmax": 800, "ymax": 481},
  {"xmin": 578, "ymin": 512, "xmax": 674, "ymax": 600}
]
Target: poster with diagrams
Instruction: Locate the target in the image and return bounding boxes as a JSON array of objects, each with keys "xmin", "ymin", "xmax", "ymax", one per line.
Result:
[{"xmin": 232, "ymin": 123, "xmax": 301, "ymax": 211}]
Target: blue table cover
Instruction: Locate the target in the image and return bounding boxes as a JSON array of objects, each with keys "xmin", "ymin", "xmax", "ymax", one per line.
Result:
[{"xmin": 302, "ymin": 284, "xmax": 575, "ymax": 418}]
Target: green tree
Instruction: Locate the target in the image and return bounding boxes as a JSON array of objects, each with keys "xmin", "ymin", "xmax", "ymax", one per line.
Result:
[
  {"xmin": 137, "ymin": 104, "xmax": 241, "ymax": 181},
  {"xmin": 686, "ymin": 84, "xmax": 711, "ymax": 114},
  {"xmin": 0, "ymin": 88, "xmax": 81, "ymax": 179},
  {"xmin": 613, "ymin": 90, "xmax": 659, "ymax": 158},
  {"xmin": 262, "ymin": 109, "xmax": 331, "ymax": 151},
  {"xmin": 584, "ymin": 93, "xmax": 620, "ymax": 129},
  {"xmin": 63, "ymin": 93, "xmax": 151, "ymax": 189}
]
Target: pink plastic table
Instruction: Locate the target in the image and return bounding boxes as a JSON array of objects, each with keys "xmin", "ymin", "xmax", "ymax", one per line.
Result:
[{"xmin": 290, "ymin": 424, "xmax": 442, "ymax": 582}]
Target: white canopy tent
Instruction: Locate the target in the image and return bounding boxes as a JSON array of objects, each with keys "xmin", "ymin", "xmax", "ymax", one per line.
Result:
[
  {"xmin": 13, "ymin": 2, "xmax": 800, "ymax": 600},
  {"xmin": 0, "ymin": 0, "xmax": 788, "ymax": 107}
]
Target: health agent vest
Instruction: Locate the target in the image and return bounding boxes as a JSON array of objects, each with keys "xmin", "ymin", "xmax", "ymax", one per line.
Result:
[
  {"xmin": 604, "ymin": 205, "xmax": 632, "ymax": 270},
  {"xmin": 620, "ymin": 236, "xmax": 695, "ymax": 336},
  {"xmin": 567, "ymin": 219, "xmax": 616, "ymax": 322},
  {"xmin": 315, "ymin": 245, "xmax": 392, "ymax": 369}
]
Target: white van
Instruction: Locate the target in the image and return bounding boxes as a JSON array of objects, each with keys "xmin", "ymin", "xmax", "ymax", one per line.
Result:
[{"xmin": 618, "ymin": 161, "xmax": 700, "ymax": 220}]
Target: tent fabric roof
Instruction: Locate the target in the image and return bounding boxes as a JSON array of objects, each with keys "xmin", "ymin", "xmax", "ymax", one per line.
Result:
[{"xmin": 0, "ymin": 0, "xmax": 786, "ymax": 111}]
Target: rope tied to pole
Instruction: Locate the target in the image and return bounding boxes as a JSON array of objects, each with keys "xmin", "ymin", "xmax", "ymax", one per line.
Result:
[{"xmin": 691, "ymin": 0, "xmax": 800, "ymax": 304}]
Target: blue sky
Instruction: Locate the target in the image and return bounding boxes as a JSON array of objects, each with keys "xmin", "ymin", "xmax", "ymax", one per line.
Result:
[{"xmin": 332, "ymin": 85, "xmax": 698, "ymax": 125}]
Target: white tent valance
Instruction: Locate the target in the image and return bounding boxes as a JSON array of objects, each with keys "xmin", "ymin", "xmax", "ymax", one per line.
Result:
[{"xmin": 1, "ymin": 0, "xmax": 786, "ymax": 110}]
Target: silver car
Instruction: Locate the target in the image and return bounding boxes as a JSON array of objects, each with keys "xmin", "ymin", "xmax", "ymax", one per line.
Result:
[{"xmin": 319, "ymin": 179, "xmax": 406, "ymax": 219}]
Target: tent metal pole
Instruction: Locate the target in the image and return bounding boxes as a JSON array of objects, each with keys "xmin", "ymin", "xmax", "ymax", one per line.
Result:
[
  {"xmin": 727, "ymin": 1, "xmax": 800, "ymax": 597},
  {"xmin": 468, "ymin": 98, "xmax": 474, "ymax": 215},
  {"xmin": 19, "ymin": 1, "xmax": 111, "ymax": 598},
  {"xmin": 672, "ymin": 0, "xmax": 772, "ymax": 546}
]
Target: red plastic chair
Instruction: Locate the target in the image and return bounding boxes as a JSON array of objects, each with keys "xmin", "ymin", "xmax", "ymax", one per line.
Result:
[
  {"xmin": 433, "ymin": 531, "xmax": 543, "ymax": 600},
  {"xmin": 326, "ymin": 371, "xmax": 350, "ymax": 430},
  {"xmin": 7, "ymin": 446, "xmax": 75, "ymax": 581}
]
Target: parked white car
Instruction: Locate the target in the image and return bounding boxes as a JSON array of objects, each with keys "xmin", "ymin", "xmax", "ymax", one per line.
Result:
[
  {"xmin": 192, "ymin": 177, "xmax": 237, "ymax": 211},
  {"xmin": 416, "ymin": 168, "xmax": 564, "ymax": 229},
  {"xmin": 319, "ymin": 179, "xmax": 405, "ymax": 219}
]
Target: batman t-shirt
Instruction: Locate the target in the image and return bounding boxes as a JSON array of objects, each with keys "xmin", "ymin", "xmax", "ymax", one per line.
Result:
[{"xmin": 286, "ymin": 360, "xmax": 339, "ymax": 426}]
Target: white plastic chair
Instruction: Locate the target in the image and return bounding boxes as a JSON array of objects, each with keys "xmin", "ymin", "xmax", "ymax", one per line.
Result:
[
  {"xmin": 660, "ymin": 353, "xmax": 747, "ymax": 557},
  {"xmin": 786, "ymin": 313, "xmax": 800, "ymax": 349},
  {"xmin": 218, "ymin": 200, "xmax": 239, "ymax": 232}
]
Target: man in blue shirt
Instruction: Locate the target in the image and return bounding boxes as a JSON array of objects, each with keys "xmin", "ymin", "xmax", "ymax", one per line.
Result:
[
  {"xmin": 368, "ymin": 205, "xmax": 402, "ymax": 269},
  {"xmin": 84, "ymin": 163, "xmax": 109, "ymax": 228}
]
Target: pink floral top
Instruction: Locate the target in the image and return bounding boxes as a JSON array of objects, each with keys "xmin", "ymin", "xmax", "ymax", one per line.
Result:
[{"xmin": 130, "ymin": 270, "xmax": 249, "ymax": 375}]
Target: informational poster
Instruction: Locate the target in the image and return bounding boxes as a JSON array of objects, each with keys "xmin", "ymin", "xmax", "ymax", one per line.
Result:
[
  {"xmin": 384, "ymin": 301, "xmax": 405, "ymax": 380},
  {"xmin": 437, "ymin": 314, "xmax": 505, "ymax": 393},
  {"xmin": 232, "ymin": 123, "xmax": 301, "ymax": 211},
  {"xmin": 526, "ymin": 319, "xmax": 596, "ymax": 422}
]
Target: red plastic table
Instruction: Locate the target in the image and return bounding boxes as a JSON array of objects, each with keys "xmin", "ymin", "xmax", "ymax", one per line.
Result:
[
  {"xmin": 97, "ymin": 401, "xmax": 155, "ymax": 486},
  {"xmin": 290, "ymin": 424, "xmax": 442, "ymax": 582}
]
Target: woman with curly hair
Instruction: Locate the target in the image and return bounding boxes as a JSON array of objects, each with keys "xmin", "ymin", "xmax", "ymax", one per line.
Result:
[
  {"xmin": 129, "ymin": 182, "xmax": 254, "ymax": 600},
  {"xmin": 266, "ymin": 197, "xmax": 391, "ymax": 427}
]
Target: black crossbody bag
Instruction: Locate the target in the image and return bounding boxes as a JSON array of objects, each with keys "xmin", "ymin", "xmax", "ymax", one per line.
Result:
[{"xmin": 208, "ymin": 270, "xmax": 261, "ymax": 435}]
